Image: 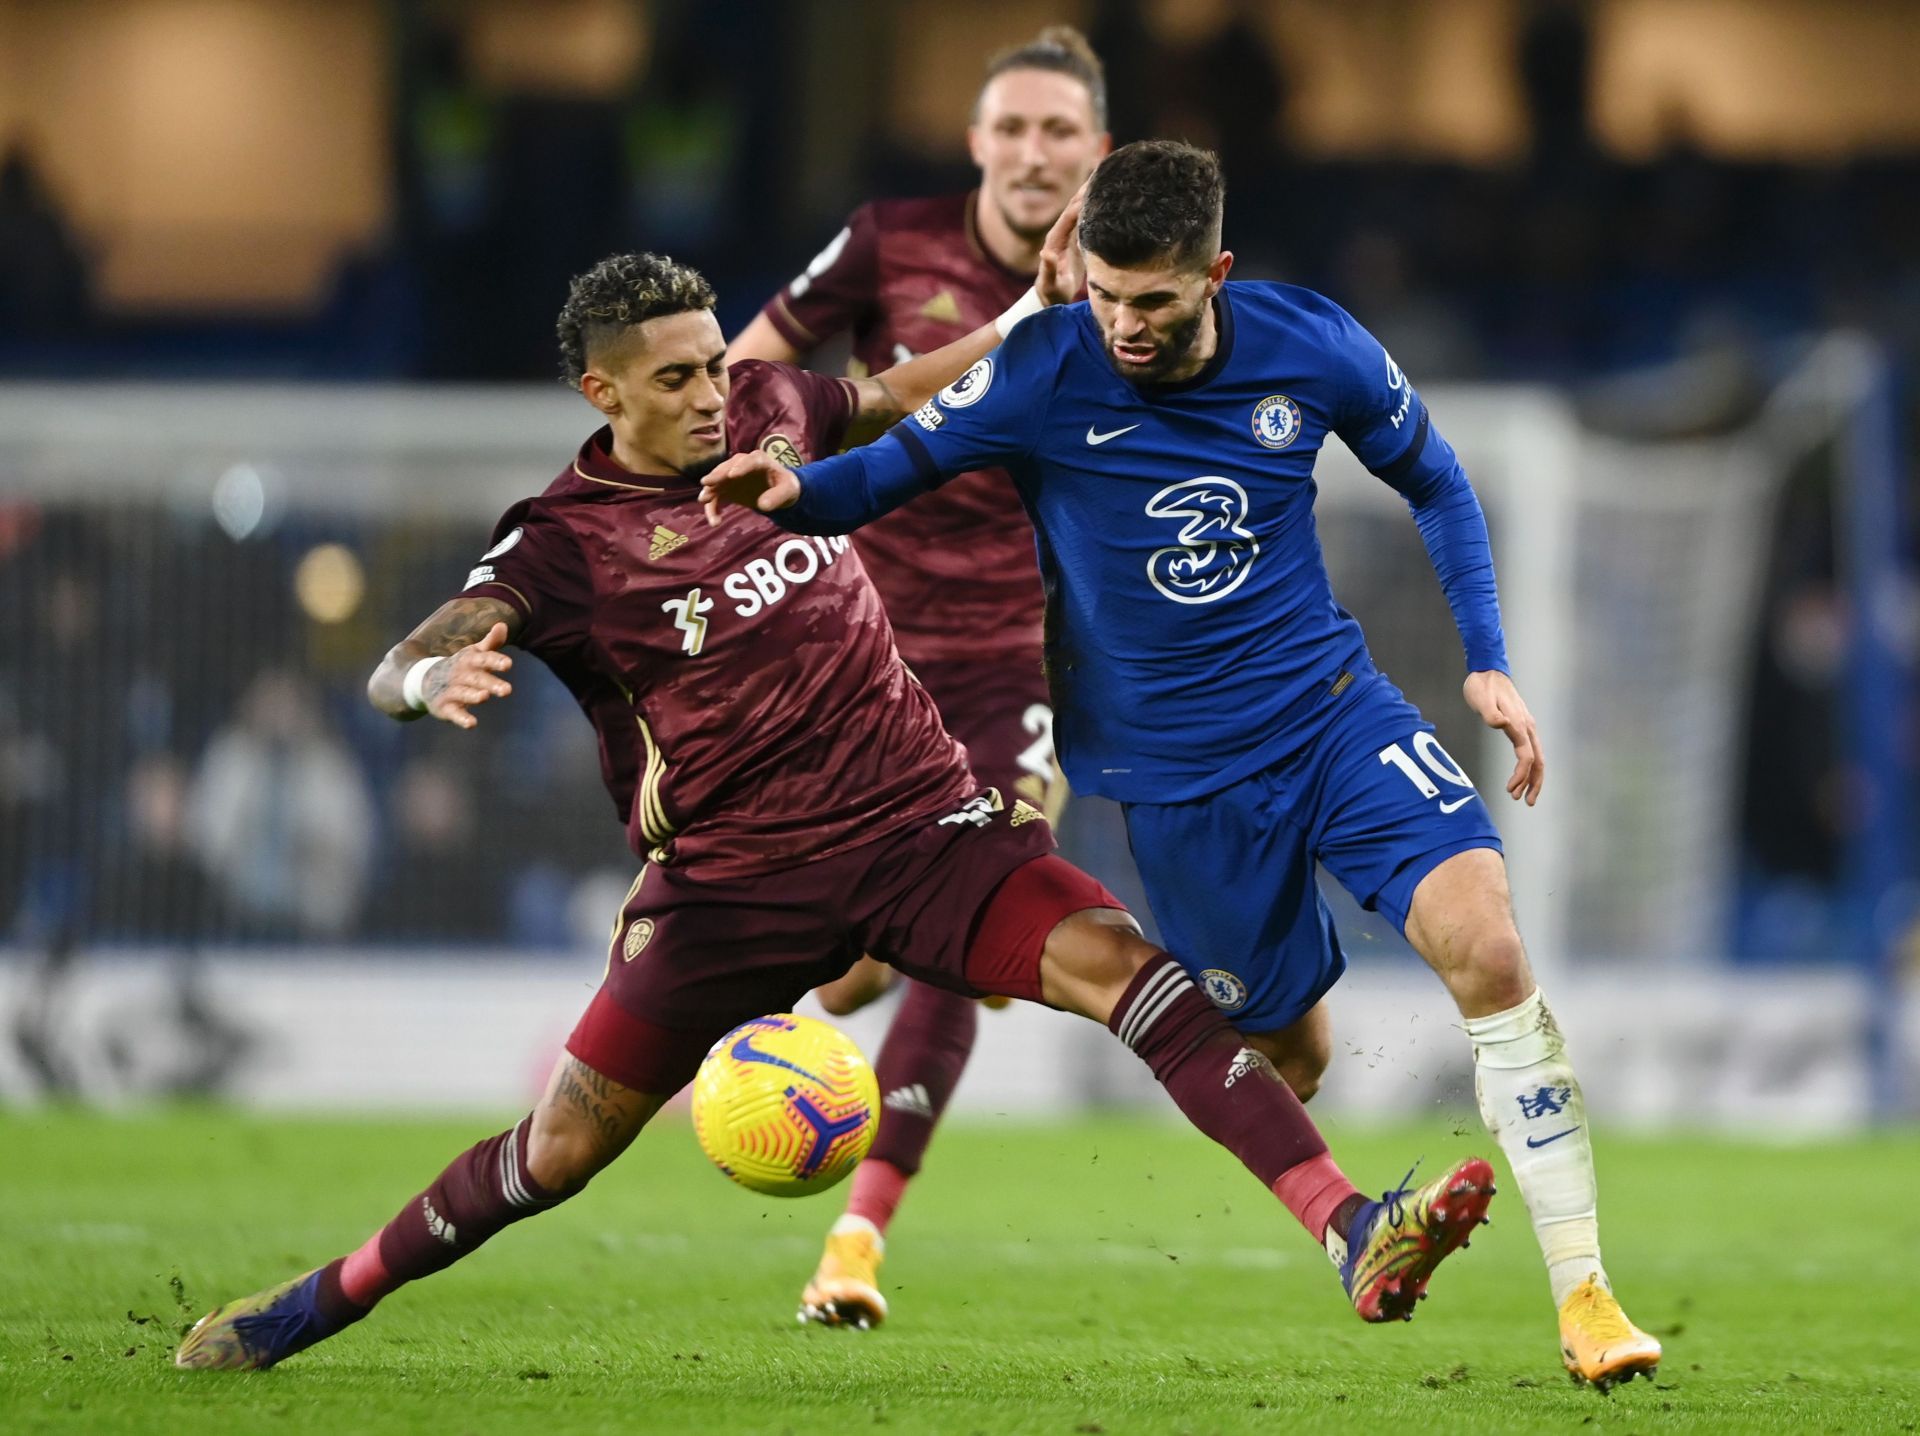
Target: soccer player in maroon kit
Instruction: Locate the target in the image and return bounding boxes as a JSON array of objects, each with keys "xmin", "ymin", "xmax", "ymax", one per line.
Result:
[
  {"xmin": 176, "ymin": 250, "xmax": 1492, "ymax": 1372},
  {"xmin": 727, "ymin": 24, "xmax": 1112, "ymax": 1329}
]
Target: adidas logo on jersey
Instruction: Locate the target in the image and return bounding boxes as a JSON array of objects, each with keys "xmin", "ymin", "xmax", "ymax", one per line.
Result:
[
  {"xmin": 1010, "ymin": 798, "xmax": 1044, "ymax": 827},
  {"xmin": 918, "ymin": 290, "xmax": 962, "ymax": 324},
  {"xmin": 649, "ymin": 525, "xmax": 689, "ymax": 560},
  {"xmin": 883, "ymin": 1083, "xmax": 935, "ymax": 1120}
]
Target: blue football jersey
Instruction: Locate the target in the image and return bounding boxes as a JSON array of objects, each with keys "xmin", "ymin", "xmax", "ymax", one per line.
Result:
[{"xmin": 777, "ymin": 281, "xmax": 1507, "ymax": 803}]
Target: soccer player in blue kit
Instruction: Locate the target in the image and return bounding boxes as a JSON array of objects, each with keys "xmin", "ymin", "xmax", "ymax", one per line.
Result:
[{"xmin": 704, "ymin": 141, "xmax": 1662, "ymax": 1391}]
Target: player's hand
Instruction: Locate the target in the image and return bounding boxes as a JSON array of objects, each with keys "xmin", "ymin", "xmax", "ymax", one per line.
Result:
[
  {"xmin": 1463, "ymin": 669, "xmax": 1544, "ymax": 805},
  {"xmin": 700, "ymin": 450, "xmax": 800, "ymax": 527},
  {"xmin": 424, "ymin": 622, "xmax": 513, "ymax": 730},
  {"xmin": 1036, "ymin": 179, "xmax": 1089, "ymax": 306}
]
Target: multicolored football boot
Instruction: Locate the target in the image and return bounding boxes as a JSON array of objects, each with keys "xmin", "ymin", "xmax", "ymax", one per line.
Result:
[
  {"xmin": 174, "ymin": 1268, "xmax": 355, "ymax": 1370},
  {"xmin": 798, "ymin": 1217, "xmax": 888, "ymax": 1330},
  {"xmin": 1337, "ymin": 1157, "xmax": 1496, "ymax": 1322},
  {"xmin": 1559, "ymin": 1276, "xmax": 1662, "ymax": 1392}
]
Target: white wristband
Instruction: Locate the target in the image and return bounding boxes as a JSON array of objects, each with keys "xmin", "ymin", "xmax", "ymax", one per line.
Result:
[
  {"xmin": 402, "ymin": 656, "xmax": 445, "ymax": 713},
  {"xmin": 994, "ymin": 287, "xmax": 1044, "ymax": 340}
]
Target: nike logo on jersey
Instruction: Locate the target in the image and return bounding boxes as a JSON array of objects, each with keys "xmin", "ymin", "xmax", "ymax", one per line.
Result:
[
  {"xmin": 1525, "ymin": 1126, "xmax": 1580, "ymax": 1148},
  {"xmin": 1439, "ymin": 795, "xmax": 1474, "ymax": 813},
  {"xmin": 1086, "ymin": 423, "xmax": 1140, "ymax": 446}
]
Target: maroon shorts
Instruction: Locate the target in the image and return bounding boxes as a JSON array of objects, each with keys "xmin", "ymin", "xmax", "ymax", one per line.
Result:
[
  {"xmin": 567, "ymin": 791, "xmax": 1123, "ymax": 1094},
  {"xmin": 912, "ymin": 656, "xmax": 1063, "ymax": 818}
]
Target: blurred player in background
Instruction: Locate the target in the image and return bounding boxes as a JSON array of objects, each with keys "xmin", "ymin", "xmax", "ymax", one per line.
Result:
[
  {"xmin": 704, "ymin": 140, "xmax": 1663, "ymax": 1392},
  {"xmin": 174, "ymin": 247, "xmax": 1494, "ymax": 1372},
  {"xmin": 727, "ymin": 23, "xmax": 1110, "ymax": 1333}
]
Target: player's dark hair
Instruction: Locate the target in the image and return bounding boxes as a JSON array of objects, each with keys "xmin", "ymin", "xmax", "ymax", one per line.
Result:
[
  {"xmin": 978, "ymin": 24, "xmax": 1108, "ymax": 131},
  {"xmin": 555, "ymin": 252, "xmax": 716, "ymax": 387},
  {"xmin": 1079, "ymin": 140, "xmax": 1225, "ymax": 273}
]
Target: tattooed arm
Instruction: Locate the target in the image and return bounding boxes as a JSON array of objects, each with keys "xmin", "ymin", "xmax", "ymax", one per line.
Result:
[{"xmin": 367, "ymin": 595, "xmax": 524, "ymax": 726}]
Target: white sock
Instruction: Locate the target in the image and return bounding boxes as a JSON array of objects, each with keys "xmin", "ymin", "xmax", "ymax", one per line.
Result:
[
  {"xmin": 829, "ymin": 1213, "xmax": 883, "ymax": 1247},
  {"xmin": 1462, "ymin": 987, "xmax": 1608, "ymax": 1307}
]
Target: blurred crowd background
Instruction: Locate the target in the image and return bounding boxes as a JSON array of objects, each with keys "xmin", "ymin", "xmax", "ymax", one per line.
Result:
[{"xmin": 0, "ymin": 0, "xmax": 1914, "ymax": 996}]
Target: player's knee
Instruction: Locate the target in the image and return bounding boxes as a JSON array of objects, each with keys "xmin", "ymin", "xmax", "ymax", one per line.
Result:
[
  {"xmin": 1278, "ymin": 1062, "xmax": 1322, "ymax": 1104},
  {"xmin": 1275, "ymin": 1042, "xmax": 1329, "ymax": 1103},
  {"xmin": 1247, "ymin": 1025, "xmax": 1330, "ymax": 1103},
  {"xmin": 524, "ymin": 1123, "xmax": 604, "ymax": 1196},
  {"xmin": 526, "ymin": 1061, "xmax": 656, "ymax": 1194},
  {"xmin": 1037, "ymin": 909, "xmax": 1157, "ymax": 1023},
  {"xmin": 1459, "ymin": 926, "xmax": 1532, "ymax": 1012},
  {"xmin": 814, "ymin": 987, "xmax": 862, "ymax": 1017},
  {"xmin": 815, "ymin": 957, "xmax": 893, "ymax": 1016}
]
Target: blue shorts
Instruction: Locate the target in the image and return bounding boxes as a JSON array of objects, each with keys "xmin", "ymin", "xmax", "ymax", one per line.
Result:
[{"xmin": 1121, "ymin": 675, "xmax": 1503, "ymax": 1035}]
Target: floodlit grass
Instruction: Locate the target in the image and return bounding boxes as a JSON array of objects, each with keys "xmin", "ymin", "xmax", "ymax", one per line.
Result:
[{"xmin": 5, "ymin": 1107, "xmax": 1917, "ymax": 1434}]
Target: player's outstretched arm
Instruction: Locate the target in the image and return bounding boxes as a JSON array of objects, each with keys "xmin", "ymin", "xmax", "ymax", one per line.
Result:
[
  {"xmin": 368, "ymin": 596, "xmax": 523, "ymax": 728},
  {"xmin": 848, "ymin": 185, "xmax": 1090, "ymax": 443},
  {"xmin": 724, "ymin": 310, "xmax": 807, "ymax": 367},
  {"xmin": 1463, "ymin": 669, "xmax": 1545, "ymax": 805},
  {"xmin": 843, "ymin": 188, "xmax": 1086, "ymax": 445}
]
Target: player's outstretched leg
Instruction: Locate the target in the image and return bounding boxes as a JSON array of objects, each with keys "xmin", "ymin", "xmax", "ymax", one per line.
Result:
[
  {"xmin": 176, "ymin": 1053, "xmax": 661, "ymax": 1370},
  {"xmin": 1407, "ymin": 848, "xmax": 1661, "ymax": 1386},
  {"xmin": 801, "ymin": 978, "xmax": 978, "ymax": 1329},
  {"xmin": 970, "ymin": 856, "xmax": 1493, "ymax": 1323}
]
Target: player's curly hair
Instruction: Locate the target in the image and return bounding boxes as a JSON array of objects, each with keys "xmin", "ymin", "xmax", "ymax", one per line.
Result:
[
  {"xmin": 555, "ymin": 252, "xmax": 716, "ymax": 387},
  {"xmin": 978, "ymin": 24, "xmax": 1108, "ymax": 131},
  {"xmin": 1078, "ymin": 140, "xmax": 1225, "ymax": 273}
]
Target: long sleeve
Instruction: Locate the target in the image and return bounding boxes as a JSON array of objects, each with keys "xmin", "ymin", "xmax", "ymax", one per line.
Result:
[
  {"xmin": 1322, "ymin": 298, "xmax": 1510, "ymax": 677},
  {"xmin": 774, "ymin": 428, "xmax": 944, "ymax": 536},
  {"xmin": 1393, "ymin": 431, "xmax": 1509, "ymax": 675},
  {"xmin": 775, "ymin": 315, "xmax": 1059, "ymax": 535}
]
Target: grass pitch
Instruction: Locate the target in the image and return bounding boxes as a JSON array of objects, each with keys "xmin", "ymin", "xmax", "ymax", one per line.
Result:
[{"xmin": 4, "ymin": 1108, "xmax": 1916, "ymax": 1435}]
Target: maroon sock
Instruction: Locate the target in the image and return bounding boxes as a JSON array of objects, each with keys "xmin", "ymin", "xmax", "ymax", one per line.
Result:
[
  {"xmin": 1107, "ymin": 954, "xmax": 1352, "ymax": 1233},
  {"xmin": 314, "ymin": 1114, "xmax": 560, "ymax": 1323},
  {"xmin": 863, "ymin": 979, "xmax": 978, "ymax": 1182}
]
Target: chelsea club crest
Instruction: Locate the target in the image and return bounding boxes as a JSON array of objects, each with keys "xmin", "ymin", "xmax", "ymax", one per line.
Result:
[
  {"xmin": 1199, "ymin": 969, "xmax": 1249, "ymax": 1011},
  {"xmin": 1251, "ymin": 394, "xmax": 1302, "ymax": 450}
]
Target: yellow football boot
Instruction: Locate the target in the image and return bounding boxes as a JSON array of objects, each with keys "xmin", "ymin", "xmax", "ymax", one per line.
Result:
[
  {"xmin": 175, "ymin": 1268, "xmax": 345, "ymax": 1370},
  {"xmin": 798, "ymin": 1218, "xmax": 888, "ymax": 1330},
  {"xmin": 1339, "ymin": 1157, "xmax": 1495, "ymax": 1322},
  {"xmin": 1559, "ymin": 1276, "xmax": 1662, "ymax": 1392}
]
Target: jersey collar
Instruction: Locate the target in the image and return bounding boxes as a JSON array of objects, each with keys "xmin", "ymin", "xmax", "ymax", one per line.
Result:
[
  {"xmin": 569, "ymin": 427, "xmax": 674, "ymax": 493},
  {"xmin": 1139, "ymin": 286, "xmax": 1236, "ymax": 397}
]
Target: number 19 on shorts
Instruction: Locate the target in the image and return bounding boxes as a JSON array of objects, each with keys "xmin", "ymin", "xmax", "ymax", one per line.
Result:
[{"xmin": 1378, "ymin": 733, "xmax": 1476, "ymax": 813}]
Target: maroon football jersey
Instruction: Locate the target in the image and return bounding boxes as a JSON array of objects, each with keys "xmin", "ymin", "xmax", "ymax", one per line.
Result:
[
  {"xmin": 460, "ymin": 359, "xmax": 976, "ymax": 879},
  {"xmin": 760, "ymin": 192, "xmax": 1044, "ymax": 665}
]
